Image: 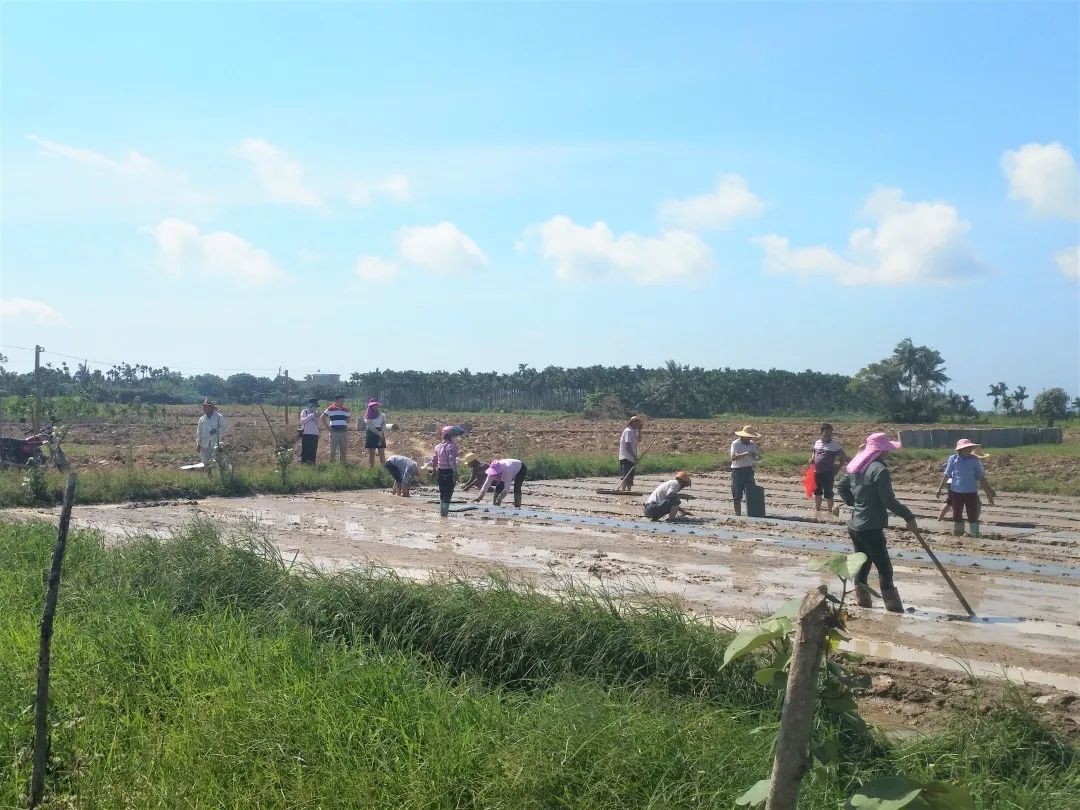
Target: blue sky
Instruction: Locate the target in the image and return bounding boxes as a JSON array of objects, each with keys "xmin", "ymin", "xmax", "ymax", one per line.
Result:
[{"xmin": 2, "ymin": 2, "xmax": 1078, "ymax": 403}]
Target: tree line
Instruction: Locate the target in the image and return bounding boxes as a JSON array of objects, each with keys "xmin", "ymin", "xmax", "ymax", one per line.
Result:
[{"xmin": 1, "ymin": 342, "xmax": 1075, "ymax": 423}]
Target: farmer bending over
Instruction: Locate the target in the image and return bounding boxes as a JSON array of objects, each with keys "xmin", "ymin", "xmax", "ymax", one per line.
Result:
[{"xmin": 643, "ymin": 471, "xmax": 692, "ymax": 522}]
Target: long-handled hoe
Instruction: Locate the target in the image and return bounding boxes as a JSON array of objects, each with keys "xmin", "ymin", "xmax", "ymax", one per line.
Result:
[{"xmin": 911, "ymin": 527, "xmax": 976, "ymax": 618}]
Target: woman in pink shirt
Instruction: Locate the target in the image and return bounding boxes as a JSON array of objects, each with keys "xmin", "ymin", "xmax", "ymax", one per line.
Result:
[{"xmin": 430, "ymin": 426, "xmax": 460, "ymax": 517}]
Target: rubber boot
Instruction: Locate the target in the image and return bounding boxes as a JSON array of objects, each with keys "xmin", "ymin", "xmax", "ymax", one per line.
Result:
[
  {"xmin": 881, "ymin": 587, "xmax": 904, "ymax": 613},
  {"xmin": 439, "ymin": 501, "xmax": 449, "ymax": 518},
  {"xmin": 952, "ymin": 521, "xmax": 964, "ymax": 536},
  {"xmin": 970, "ymin": 522, "xmax": 980, "ymax": 538},
  {"xmin": 514, "ymin": 494, "xmax": 522, "ymax": 508},
  {"xmin": 854, "ymin": 584, "xmax": 873, "ymax": 608}
]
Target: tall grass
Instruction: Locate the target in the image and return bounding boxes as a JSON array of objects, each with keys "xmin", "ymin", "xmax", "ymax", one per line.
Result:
[{"xmin": 1, "ymin": 520, "xmax": 1076, "ymax": 808}]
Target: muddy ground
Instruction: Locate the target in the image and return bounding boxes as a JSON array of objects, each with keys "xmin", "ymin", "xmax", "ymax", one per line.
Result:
[{"xmin": 6, "ymin": 468, "xmax": 1078, "ymax": 736}]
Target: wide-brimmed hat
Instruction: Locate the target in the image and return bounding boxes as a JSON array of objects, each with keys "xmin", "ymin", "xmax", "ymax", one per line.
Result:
[
  {"xmin": 675, "ymin": 471, "xmax": 691, "ymax": 486},
  {"xmin": 461, "ymin": 452, "xmax": 480, "ymax": 466},
  {"xmin": 734, "ymin": 425, "xmax": 761, "ymax": 439},
  {"xmin": 485, "ymin": 461, "xmax": 503, "ymax": 476},
  {"xmin": 845, "ymin": 432, "xmax": 902, "ymax": 474},
  {"xmin": 628, "ymin": 415, "xmax": 645, "ymax": 427},
  {"xmin": 955, "ymin": 438, "xmax": 981, "ymax": 452}
]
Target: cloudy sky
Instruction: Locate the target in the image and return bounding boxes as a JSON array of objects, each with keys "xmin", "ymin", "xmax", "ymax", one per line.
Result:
[{"xmin": 1, "ymin": 2, "xmax": 1077, "ymax": 402}]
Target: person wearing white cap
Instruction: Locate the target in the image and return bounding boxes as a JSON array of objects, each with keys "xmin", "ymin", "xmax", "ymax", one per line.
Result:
[
  {"xmin": 729, "ymin": 425, "xmax": 762, "ymax": 516},
  {"xmin": 195, "ymin": 398, "xmax": 226, "ymax": 478},
  {"xmin": 936, "ymin": 439, "xmax": 996, "ymax": 537}
]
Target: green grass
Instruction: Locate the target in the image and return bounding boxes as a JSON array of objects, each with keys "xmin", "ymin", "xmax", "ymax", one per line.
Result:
[{"xmin": 1, "ymin": 520, "xmax": 1077, "ymax": 808}]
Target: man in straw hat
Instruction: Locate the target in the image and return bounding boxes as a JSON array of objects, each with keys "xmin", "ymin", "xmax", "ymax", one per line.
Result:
[
  {"xmin": 836, "ymin": 432, "xmax": 919, "ymax": 613},
  {"xmin": 643, "ymin": 471, "xmax": 692, "ymax": 522},
  {"xmin": 617, "ymin": 415, "xmax": 645, "ymax": 492},
  {"xmin": 460, "ymin": 452, "xmax": 487, "ymax": 492},
  {"xmin": 729, "ymin": 425, "xmax": 762, "ymax": 516},
  {"xmin": 936, "ymin": 438, "xmax": 996, "ymax": 538},
  {"xmin": 195, "ymin": 398, "xmax": 226, "ymax": 478}
]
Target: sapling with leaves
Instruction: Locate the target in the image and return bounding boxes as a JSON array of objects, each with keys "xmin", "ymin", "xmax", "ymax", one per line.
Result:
[{"xmin": 727, "ymin": 552, "xmax": 973, "ymax": 810}]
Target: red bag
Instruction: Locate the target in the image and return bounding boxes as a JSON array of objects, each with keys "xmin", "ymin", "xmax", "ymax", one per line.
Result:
[{"xmin": 802, "ymin": 465, "xmax": 816, "ymax": 499}]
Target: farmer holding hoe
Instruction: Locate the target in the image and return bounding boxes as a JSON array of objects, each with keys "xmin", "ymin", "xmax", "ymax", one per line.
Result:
[
  {"xmin": 936, "ymin": 439, "xmax": 995, "ymax": 537},
  {"xmin": 836, "ymin": 432, "xmax": 918, "ymax": 613},
  {"xmin": 617, "ymin": 415, "xmax": 644, "ymax": 491}
]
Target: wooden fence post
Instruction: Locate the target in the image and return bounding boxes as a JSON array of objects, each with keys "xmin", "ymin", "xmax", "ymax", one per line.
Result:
[
  {"xmin": 766, "ymin": 588, "xmax": 829, "ymax": 810},
  {"xmin": 29, "ymin": 473, "xmax": 78, "ymax": 809}
]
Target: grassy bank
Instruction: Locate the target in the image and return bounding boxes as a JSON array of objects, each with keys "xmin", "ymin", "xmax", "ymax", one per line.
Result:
[
  {"xmin": 0, "ymin": 452, "xmax": 725, "ymax": 508},
  {"xmin": 2, "ymin": 520, "xmax": 1077, "ymax": 808}
]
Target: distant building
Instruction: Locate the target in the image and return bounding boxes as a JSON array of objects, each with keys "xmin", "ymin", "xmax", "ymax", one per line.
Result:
[{"xmin": 308, "ymin": 373, "xmax": 341, "ymax": 386}]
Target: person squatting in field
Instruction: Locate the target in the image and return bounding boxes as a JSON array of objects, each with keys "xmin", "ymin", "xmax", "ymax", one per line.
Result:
[
  {"xmin": 836, "ymin": 432, "xmax": 919, "ymax": 613},
  {"xmin": 475, "ymin": 458, "xmax": 528, "ymax": 507},
  {"xmin": 617, "ymin": 415, "xmax": 644, "ymax": 492},
  {"xmin": 321, "ymin": 394, "xmax": 351, "ymax": 463},
  {"xmin": 729, "ymin": 425, "xmax": 762, "ymax": 515},
  {"xmin": 936, "ymin": 439, "xmax": 996, "ymax": 538},
  {"xmin": 298, "ymin": 398, "xmax": 320, "ymax": 465},
  {"xmin": 807, "ymin": 423, "xmax": 848, "ymax": 513},
  {"xmin": 363, "ymin": 399, "xmax": 387, "ymax": 468},
  {"xmin": 431, "ymin": 427, "xmax": 460, "ymax": 517},
  {"xmin": 643, "ymin": 471, "xmax": 692, "ymax": 522},
  {"xmin": 384, "ymin": 455, "xmax": 419, "ymax": 497},
  {"xmin": 460, "ymin": 453, "xmax": 487, "ymax": 492},
  {"xmin": 195, "ymin": 398, "xmax": 226, "ymax": 477}
]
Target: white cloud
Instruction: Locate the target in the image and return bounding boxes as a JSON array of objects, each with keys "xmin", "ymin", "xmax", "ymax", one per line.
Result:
[
  {"xmin": 658, "ymin": 174, "xmax": 765, "ymax": 230},
  {"xmin": 27, "ymin": 134, "xmax": 162, "ymax": 180},
  {"xmin": 1001, "ymin": 142, "xmax": 1079, "ymax": 219},
  {"xmin": 525, "ymin": 215, "xmax": 715, "ymax": 284},
  {"xmin": 0, "ymin": 297, "xmax": 66, "ymax": 326},
  {"xmin": 1056, "ymin": 245, "xmax": 1079, "ymax": 280},
  {"xmin": 397, "ymin": 222, "xmax": 488, "ymax": 274},
  {"xmin": 356, "ymin": 256, "xmax": 399, "ymax": 283},
  {"xmin": 755, "ymin": 187, "xmax": 986, "ymax": 285},
  {"xmin": 234, "ymin": 138, "xmax": 322, "ymax": 207},
  {"xmin": 145, "ymin": 218, "xmax": 287, "ymax": 285},
  {"xmin": 349, "ymin": 174, "xmax": 411, "ymax": 205}
]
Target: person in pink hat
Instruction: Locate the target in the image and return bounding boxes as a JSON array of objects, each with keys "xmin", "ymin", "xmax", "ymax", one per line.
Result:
[
  {"xmin": 474, "ymin": 458, "xmax": 528, "ymax": 507},
  {"xmin": 936, "ymin": 439, "xmax": 996, "ymax": 538},
  {"xmin": 430, "ymin": 426, "xmax": 460, "ymax": 517},
  {"xmin": 836, "ymin": 432, "xmax": 919, "ymax": 613}
]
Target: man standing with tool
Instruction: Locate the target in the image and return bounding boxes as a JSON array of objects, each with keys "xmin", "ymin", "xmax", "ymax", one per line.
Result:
[
  {"xmin": 617, "ymin": 415, "xmax": 644, "ymax": 492},
  {"xmin": 321, "ymin": 393, "xmax": 351, "ymax": 464},
  {"xmin": 729, "ymin": 425, "xmax": 762, "ymax": 515},
  {"xmin": 836, "ymin": 432, "xmax": 919, "ymax": 613},
  {"xmin": 195, "ymin": 398, "xmax": 226, "ymax": 478}
]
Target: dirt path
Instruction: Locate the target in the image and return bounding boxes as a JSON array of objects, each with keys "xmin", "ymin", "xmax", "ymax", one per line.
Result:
[{"xmin": 6, "ymin": 473, "xmax": 1079, "ymax": 709}]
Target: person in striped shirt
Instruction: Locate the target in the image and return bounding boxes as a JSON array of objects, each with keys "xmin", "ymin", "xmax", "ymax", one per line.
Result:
[
  {"xmin": 808, "ymin": 423, "xmax": 848, "ymax": 514},
  {"xmin": 320, "ymin": 394, "xmax": 351, "ymax": 463}
]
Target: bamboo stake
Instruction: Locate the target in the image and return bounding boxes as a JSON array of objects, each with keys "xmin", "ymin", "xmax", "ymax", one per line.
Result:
[{"xmin": 29, "ymin": 473, "xmax": 78, "ymax": 809}]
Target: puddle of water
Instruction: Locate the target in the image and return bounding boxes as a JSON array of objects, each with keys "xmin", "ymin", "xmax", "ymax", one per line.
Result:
[{"xmin": 842, "ymin": 638, "xmax": 1080, "ymax": 693}]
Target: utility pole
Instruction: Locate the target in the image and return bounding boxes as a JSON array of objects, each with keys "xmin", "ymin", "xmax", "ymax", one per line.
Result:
[
  {"xmin": 284, "ymin": 370, "xmax": 289, "ymax": 429},
  {"xmin": 33, "ymin": 345, "xmax": 43, "ymax": 430}
]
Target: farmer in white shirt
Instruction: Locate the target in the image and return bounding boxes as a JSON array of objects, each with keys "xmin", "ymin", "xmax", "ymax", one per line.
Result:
[
  {"xmin": 617, "ymin": 415, "xmax": 644, "ymax": 491},
  {"xmin": 643, "ymin": 471, "xmax": 691, "ymax": 522},
  {"xmin": 730, "ymin": 425, "xmax": 762, "ymax": 516},
  {"xmin": 299, "ymin": 398, "xmax": 321, "ymax": 465},
  {"xmin": 195, "ymin": 398, "xmax": 226, "ymax": 478}
]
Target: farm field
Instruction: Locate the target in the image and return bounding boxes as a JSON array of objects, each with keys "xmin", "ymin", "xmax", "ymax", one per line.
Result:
[
  {"xmin": 8, "ymin": 464, "xmax": 1080, "ymax": 737},
  {"xmin": 4, "ymin": 408, "xmax": 1079, "ymax": 497}
]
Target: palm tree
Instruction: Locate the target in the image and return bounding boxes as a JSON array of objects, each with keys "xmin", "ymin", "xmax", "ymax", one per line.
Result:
[
  {"xmin": 1012, "ymin": 385, "xmax": 1029, "ymax": 415},
  {"xmin": 987, "ymin": 382, "xmax": 1008, "ymax": 413}
]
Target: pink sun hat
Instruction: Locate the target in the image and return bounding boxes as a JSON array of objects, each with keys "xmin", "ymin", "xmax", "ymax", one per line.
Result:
[
  {"xmin": 955, "ymin": 438, "xmax": 981, "ymax": 452},
  {"xmin": 485, "ymin": 460, "xmax": 504, "ymax": 476},
  {"xmin": 845, "ymin": 432, "xmax": 902, "ymax": 475}
]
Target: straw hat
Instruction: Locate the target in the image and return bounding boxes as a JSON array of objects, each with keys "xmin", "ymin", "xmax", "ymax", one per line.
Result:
[
  {"xmin": 628, "ymin": 415, "xmax": 645, "ymax": 427},
  {"xmin": 734, "ymin": 425, "xmax": 761, "ymax": 439},
  {"xmin": 955, "ymin": 438, "xmax": 981, "ymax": 452},
  {"xmin": 461, "ymin": 452, "xmax": 481, "ymax": 466}
]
